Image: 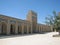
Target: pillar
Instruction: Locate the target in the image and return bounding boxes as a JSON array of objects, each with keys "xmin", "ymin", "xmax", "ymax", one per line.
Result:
[
  {"xmin": 31, "ymin": 23, "xmax": 32, "ymax": 34},
  {"xmin": 51, "ymin": 25, "xmax": 53, "ymax": 32},
  {"xmin": 0, "ymin": 23, "xmax": 1, "ymax": 34},
  {"xmin": 27, "ymin": 24, "xmax": 29, "ymax": 34},
  {"xmin": 41, "ymin": 26, "xmax": 42, "ymax": 32},
  {"xmin": 22, "ymin": 23, "xmax": 24, "ymax": 34},
  {"xmin": 36, "ymin": 25, "xmax": 38, "ymax": 32},
  {"xmin": 6, "ymin": 20, "xmax": 10, "ymax": 35},
  {"xmin": 15, "ymin": 21, "xmax": 18, "ymax": 34},
  {"xmin": 39, "ymin": 26, "xmax": 40, "ymax": 33},
  {"xmin": 36, "ymin": 24, "xmax": 38, "ymax": 33}
]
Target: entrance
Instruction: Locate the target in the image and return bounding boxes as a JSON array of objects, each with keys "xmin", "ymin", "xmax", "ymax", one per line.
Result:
[
  {"xmin": 10, "ymin": 24, "xmax": 15, "ymax": 34},
  {"xmin": 29, "ymin": 26, "xmax": 31, "ymax": 33},
  {"xmin": 1, "ymin": 22, "xmax": 7, "ymax": 35},
  {"xmin": 18, "ymin": 25, "xmax": 22, "ymax": 34},
  {"xmin": 24, "ymin": 25, "xmax": 27, "ymax": 34}
]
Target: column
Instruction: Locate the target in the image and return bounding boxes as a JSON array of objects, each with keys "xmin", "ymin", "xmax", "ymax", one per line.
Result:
[
  {"xmin": 27, "ymin": 24, "xmax": 29, "ymax": 34},
  {"xmin": 41, "ymin": 26, "xmax": 42, "ymax": 32},
  {"xmin": 41, "ymin": 26, "xmax": 43, "ymax": 32},
  {"xmin": 36, "ymin": 25, "xmax": 38, "ymax": 33},
  {"xmin": 51, "ymin": 25, "xmax": 53, "ymax": 32},
  {"xmin": 22, "ymin": 23, "xmax": 24, "ymax": 34},
  {"xmin": 0, "ymin": 23, "xmax": 1, "ymax": 34},
  {"xmin": 6, "ymin": 20, "xmax": 10, "ymax": 35},
  {"xmin": 36, "ymin": 25, "xmax": 37, "ymax": 32},
  {"xmin": 38, "ymin": 25, "xmax": 39, "ymax": 33},
  {"xmin": 39, "ymin": 26, "xmax": 40, "ymax": 33},
  {"xmin": 15, "ymin": 21, "xmax": 18, "ymax": 34},
  {"xmin": 31, "ymin": 23, "xmax": 32, "ymax": 34}
]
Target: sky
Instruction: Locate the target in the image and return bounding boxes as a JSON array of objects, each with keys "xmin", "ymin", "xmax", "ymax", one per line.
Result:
[{"xmin": 0, "ymin": 0, "xmax": 60, "ymax": 24}]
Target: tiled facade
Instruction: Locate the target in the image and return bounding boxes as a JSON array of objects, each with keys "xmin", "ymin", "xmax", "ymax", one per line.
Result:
[{"xmin": 0, "ymin": 10, "xmax": 52, "ymax": 35}]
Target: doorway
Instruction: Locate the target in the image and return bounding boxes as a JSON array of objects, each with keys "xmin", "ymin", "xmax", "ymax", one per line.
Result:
[{"xmin": 10, "ymin": 24, "xmax": 15, "ymax": 34}]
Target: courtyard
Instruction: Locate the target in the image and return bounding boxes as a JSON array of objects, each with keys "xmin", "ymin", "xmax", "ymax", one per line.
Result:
[{"xmin": 0, "ymin": 32, "xmax": 60, "ymax": 45}]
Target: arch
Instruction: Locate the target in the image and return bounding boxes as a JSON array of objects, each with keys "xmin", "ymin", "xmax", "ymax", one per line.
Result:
[
  {"xmin": 10, "ymin": 24, "xmax": 15, "ymax": 34},
  {"xmin": 18, "ymin": 25, "xmax": 22, "ymax": 34},
  {"xmin": 29, "ymin": 26, "xmax": 31, "ymax": 33},
  {"xmin": 24, "ymin": 25, "xmax": 27, "ymax": 34},
  {"xmin": 1, "ymin": 22, "xmax": 7, "ymax": 35}
]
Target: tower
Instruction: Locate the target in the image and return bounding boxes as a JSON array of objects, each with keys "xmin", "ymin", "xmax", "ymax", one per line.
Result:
[{"xmin": 27, "ymin": 10, "xmax": 37, "ymax": 33}]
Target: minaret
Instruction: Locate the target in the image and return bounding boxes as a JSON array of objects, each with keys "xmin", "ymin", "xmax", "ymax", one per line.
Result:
[{"xmin": 26, "ymin": 10, "xmax": 37, "ymax": 33}]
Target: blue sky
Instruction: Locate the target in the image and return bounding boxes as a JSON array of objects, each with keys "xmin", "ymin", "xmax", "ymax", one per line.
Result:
[{"xmin": 0, "ymin": 0, "xmax": 60, "ymax": 24}]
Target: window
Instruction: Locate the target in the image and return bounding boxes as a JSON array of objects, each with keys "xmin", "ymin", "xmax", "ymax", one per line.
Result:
[
  {"xmin": 0, "ymin": 18, "xmax": 7, "ymax": 22},
  {"xmin": 10, "ymin": 20, "xmax": 16, "ymax": 23}
]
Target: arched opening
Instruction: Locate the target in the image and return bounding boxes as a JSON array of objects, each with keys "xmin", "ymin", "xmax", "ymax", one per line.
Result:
[
  {"xmin": 10, "ymin": 24, "xmax": 15, "ymax": 34},
  {"xmin": 1, "ymin": 22, "xmax": 7, "ymax": 35},
  {"xmin": 38, "ymin": 26, "xmax": 39, "ymax": 32},
  {"xmin": 29, "ymin": 26, "xmax": 31, "ymax": 34},
  {"xmin": 18, "ymin": 25, "xmax": 22, "ymax": 34},
  {"xmin": 24, "ymin": 25, "xmax": 27, "ymax": 34}
]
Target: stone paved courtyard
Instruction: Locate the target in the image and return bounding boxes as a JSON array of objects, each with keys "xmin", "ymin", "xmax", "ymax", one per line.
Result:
[{"xmin": 0, "ymin": 32, "xmax": 60, "ymax": 45}]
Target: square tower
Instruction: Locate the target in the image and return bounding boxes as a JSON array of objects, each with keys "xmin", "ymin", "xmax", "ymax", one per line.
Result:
[{"xmin": 26, "ymin": 10, "xmax": 37, "ymax": 33}]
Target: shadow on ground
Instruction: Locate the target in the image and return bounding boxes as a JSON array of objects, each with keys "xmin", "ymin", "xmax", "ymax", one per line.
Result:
[{"xmin": 0, "ymin": 32, "xmax": 51, "ymax": 39}]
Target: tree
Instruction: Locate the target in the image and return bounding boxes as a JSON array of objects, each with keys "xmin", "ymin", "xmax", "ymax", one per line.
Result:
[
  {"xmin": 45, "ymin": 15, "xmax": 53, "ymax": 31},
  {"xmin": 56, "ymin": 13, "xmax": 60, "ymax": 34},
  {"xmin": 45, "ymin": 11, "xmax": 57, "ymax": 31},
  {"xmin": 53, "ymin": 11, "xmax": 57, "ymax": 31},
  {"xmin": 45, "ymin": 11, "xmax": 60, "ymax": 35}
]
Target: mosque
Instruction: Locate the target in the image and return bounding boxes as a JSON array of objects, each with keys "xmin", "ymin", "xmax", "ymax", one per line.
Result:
[{"xmin": 0, "ymin": 10, "xmax": 52, "ymax": 35}]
